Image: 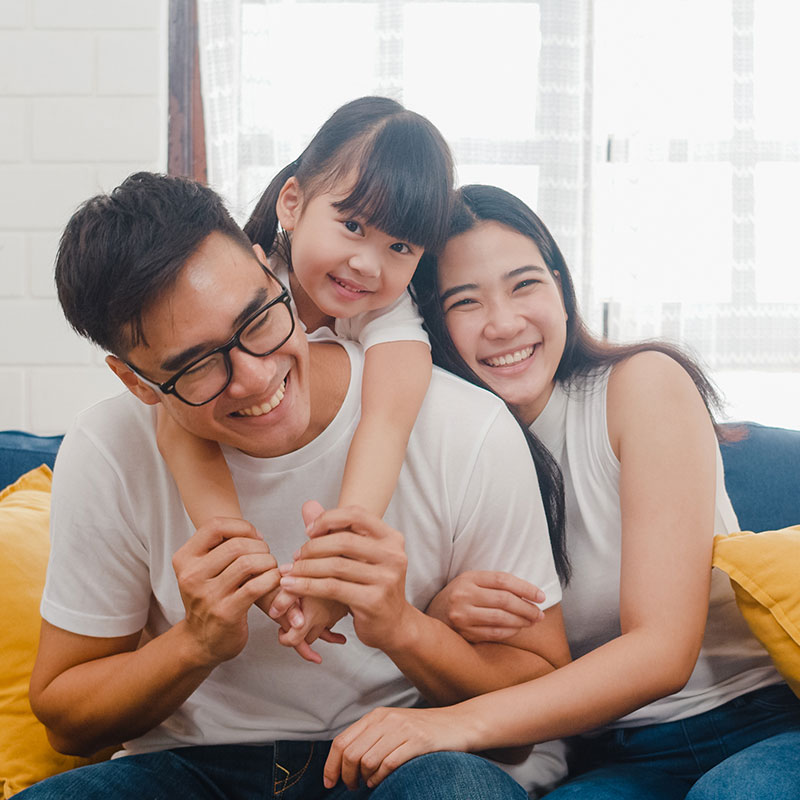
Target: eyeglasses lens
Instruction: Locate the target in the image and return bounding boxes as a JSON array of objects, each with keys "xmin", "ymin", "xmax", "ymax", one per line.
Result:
[{"xmin": 173, "ymin": 300, "xmax": 292, "ymax": 405}]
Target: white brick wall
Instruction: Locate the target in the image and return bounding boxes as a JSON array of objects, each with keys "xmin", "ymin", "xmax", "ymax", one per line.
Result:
[{"xmin": 0, "ymin": 0, "xmax": 168, "ymax": 433}]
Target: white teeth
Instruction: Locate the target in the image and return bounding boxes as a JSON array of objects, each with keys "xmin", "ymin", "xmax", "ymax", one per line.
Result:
[
  {"xmin": 235, "ymin": 380, "xmax": 285, "ymax": 417},
  {"xmin": 483, "ymin": 346, "xmax": 534, "ymax": 367}
]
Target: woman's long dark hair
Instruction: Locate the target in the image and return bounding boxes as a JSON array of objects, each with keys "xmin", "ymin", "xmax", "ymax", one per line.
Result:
[
  {"xmin": 244, "ymin": 96, "xmax": 454, "ymax": 266},
  {"xmin": 412, "ymin": 185, "xmax": 729, "ymax": 584}
]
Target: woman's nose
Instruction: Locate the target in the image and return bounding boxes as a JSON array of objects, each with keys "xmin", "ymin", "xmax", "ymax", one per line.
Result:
[{"xmin": 484, "ymin": 304, "xmax": 525, "ymax": 340}]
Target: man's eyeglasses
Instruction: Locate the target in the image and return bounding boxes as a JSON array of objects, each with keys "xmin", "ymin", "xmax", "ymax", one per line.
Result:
[{"xmin": 125, "ymin": 276, "xmax": 295, "ymax": 406}]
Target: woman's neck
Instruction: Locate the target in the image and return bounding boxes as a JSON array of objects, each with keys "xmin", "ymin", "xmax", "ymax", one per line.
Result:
[{"xmin": 515, "ymin": 380, "xmax": 557, "ymax": 427}]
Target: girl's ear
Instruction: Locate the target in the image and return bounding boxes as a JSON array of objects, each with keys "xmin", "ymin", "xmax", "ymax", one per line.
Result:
[
  {"xmin": 276, "ymin": 176, "xmax": 303, "ymax": 232},
  {"xmin": 105, "ymin": 355, "xmax": 161, "ymax": 406}
]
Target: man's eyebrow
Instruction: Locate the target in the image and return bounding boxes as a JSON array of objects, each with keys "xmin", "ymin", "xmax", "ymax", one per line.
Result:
[{"xmin": 158, "ymin": 286, "xmax": 271, "ymax": 374}]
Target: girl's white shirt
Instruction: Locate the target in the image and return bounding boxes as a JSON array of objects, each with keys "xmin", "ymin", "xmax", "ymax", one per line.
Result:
[{"xmin": 532, "ymin": 367, "xmax": 781, "ymax": 730}]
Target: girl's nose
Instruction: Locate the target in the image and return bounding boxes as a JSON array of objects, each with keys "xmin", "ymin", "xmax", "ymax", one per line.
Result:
[{"xmin": 348, "ymin": 251, "xmax": 381, "ymax": 278}]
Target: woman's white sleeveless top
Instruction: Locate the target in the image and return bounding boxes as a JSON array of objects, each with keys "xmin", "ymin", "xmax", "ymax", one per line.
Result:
[{"xmin": 532, "ymin": 368, "xmax": 781, "ymax": 728}]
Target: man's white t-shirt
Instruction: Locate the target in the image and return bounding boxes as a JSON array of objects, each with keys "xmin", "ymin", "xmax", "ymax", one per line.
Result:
[{"xmin": 42, "ymin": 341, "xmax": 561, "ymax": 756}]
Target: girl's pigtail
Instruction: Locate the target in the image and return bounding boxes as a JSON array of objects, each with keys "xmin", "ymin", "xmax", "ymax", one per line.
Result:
[{"xmin": 243, "ymin": 159, "xmax": 301, "ymax": 263}]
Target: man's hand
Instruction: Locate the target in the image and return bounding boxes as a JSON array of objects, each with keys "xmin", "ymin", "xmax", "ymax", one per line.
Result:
[
  {"xmin": 427, "ymin": 571, "xmax": 546, "ymax": 643},
  {"xmin": 172, "ymin": 516, "xmax": 281, "ymax": 667},
  {"xmin": 278, "ymin": 503, "xmax": 412, "ymax": 652}
]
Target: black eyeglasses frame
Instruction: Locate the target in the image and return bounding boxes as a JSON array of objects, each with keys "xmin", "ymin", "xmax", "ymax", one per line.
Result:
[{"xmin": 124, "ymin": 271, "xmax": 295, "ymax": 407}]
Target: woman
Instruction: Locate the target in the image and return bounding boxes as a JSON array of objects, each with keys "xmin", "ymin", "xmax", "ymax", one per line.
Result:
[{"xmin": 321, "ymin": 185, "xmax": 800, "ymax": 798}]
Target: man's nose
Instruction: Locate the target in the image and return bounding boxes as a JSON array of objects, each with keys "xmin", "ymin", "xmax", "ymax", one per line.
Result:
[{"xmin": 226, "ymin": 346, "xmax": 278, "ymax": 397}]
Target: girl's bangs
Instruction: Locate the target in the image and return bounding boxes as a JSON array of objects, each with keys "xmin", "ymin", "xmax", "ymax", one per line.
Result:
[{"xmin": 329, "ymin": 119, "xmax": 452, "ymax": 252}]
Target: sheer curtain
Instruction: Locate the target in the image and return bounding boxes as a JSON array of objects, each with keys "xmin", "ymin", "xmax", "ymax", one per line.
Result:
[{"xmin": 197, "ymin": 0, "xmax": 799, "ymax": 428}]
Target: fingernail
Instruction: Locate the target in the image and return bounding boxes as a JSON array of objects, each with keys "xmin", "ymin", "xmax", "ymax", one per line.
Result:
[
  {"xmin": 280, "ymin": 576, "xmax": 296, "ymax": 588},
  {"xmin": 292, "ymin": 549, "xmax": 301, "ymax": 560},
  {"xmin": 323, "ymin": 779, "xmax": 333, "ymax": 789},
  {"xmin": 267, "ymin": 607, "xmax": 279, "ymax": 618},
  {"xmin": 279, "ymin": 563, "xmax": 293, "ymax": 574}
]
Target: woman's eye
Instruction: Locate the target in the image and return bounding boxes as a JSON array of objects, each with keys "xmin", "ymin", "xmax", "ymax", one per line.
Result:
[
  {"xmin": 445, "ymin": 297, "xmax": 477, "ymax": 312},
  {"xmin": 343, "ymin": 220, "xmax": 362, "ymax": 234},
  {"xmin": 390, "ymin": 242, "xmax": 412, "ymax": 255},
  {"xmin": 514, "ymin": 279, "xmax": 539, "ymax": 291}
]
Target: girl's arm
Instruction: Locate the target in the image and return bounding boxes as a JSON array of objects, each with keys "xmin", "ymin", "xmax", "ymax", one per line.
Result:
[
  {"xmin": 324, "ymin": 350, "xmax": 720, "ymax": 788},
  {"xmin": 157, "ymin": 407, "xmax": 338, "ymax": 660},
  {"xmin": 338, "ymin": 340, "xmax": 432, "ymax": 515},
  {"xmin": 156, "ymin": 406, "xmax": 242, "ymax": 526}
]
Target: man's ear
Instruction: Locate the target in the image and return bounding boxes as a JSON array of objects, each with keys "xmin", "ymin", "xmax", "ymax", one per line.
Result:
[
  {"xmin": 276, "ymin": 176, "xmax": 303, "ymax": 232},
  {"xmin": 252, "ymin": 242, "xmax": 269, "ymax": 266},
  {"xmin": 105, "ymin": 355, "xmax": 161, "ymax": 406}
]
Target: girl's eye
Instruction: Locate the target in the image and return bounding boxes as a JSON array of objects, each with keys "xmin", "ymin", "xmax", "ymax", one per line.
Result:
[
  {"xmin": 343, "ymin": 220, "xmax": 362, "ymax": 235},
  {"xmin": 514, "ymin": 279, "xmax": 539, "ymax": 291},
  {"xmin": 390, "ymin": 242, "xmax": 412, "ymax": 255}
]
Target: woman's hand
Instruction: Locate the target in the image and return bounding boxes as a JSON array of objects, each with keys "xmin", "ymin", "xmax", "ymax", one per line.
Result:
[
  {"xmin": 324, "ymin": 705, "xmax": 472, "ymax": 790},
  {"xmin": 426, "ymin": 571, "xmax": 546, "ymax": 643}
]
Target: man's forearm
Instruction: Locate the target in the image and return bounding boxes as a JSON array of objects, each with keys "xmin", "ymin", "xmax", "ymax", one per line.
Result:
[
  {"xmin": 31, "ymin": 621, "xmax": 215, "ymax": 756},
  {"xmin": 384, "ymin": 605, "xmax": 557, "ymax": 706}
]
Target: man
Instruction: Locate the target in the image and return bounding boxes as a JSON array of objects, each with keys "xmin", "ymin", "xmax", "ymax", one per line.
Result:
[{"xmin": 21, "ymin": 173, "xmax": 568, "ymax": 799}]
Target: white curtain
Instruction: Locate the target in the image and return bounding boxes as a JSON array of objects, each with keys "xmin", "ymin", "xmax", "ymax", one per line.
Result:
[{"xmin": 197, "ymin": 0, "xmax": 800, "ymax": 427}]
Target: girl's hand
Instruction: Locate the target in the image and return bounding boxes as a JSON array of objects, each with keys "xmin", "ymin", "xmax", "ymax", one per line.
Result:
[
  {"xmin": 426, "ymin": 571, "xmax": 546, "ymax": 643},
  {"xmin": 275, "ymin": 596, "xmax": 348, "ymax": 664},
  {"xmin": 324, "ymin": 705, "xmax": 471, "ymax": 790}
]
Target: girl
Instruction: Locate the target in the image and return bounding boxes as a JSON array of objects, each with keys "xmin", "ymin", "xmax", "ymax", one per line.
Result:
[
  {"xmin": 156, "ymin": 97, "xmax": 458, "ymax": 660},
  {"xmin": 319, "ymin": 185, "xmax": 800, "ymax": 798}
]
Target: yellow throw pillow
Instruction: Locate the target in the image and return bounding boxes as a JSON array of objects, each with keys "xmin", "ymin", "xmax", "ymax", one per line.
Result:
[
  {"xmin": 0, "ymin": 466, "xmax": 94, "ymax": 797},
  {"xmin": 713, "ymin": 526, "xmax": 800, "ymax": 699}
]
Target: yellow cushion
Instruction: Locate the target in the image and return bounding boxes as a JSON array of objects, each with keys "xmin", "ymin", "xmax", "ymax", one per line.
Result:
[
  {"xmin": 0, "ymin": 466, "xmax": 94, "ymax": 797},
  {"xmin": 713, "ymin": 526, "xmax": 800, "ymax": 699}
]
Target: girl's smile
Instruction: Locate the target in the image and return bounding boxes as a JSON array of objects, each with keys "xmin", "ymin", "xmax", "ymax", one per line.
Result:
[{"xmin": 437, "ymin": 220, "xmax": 568, "ymax": 424}]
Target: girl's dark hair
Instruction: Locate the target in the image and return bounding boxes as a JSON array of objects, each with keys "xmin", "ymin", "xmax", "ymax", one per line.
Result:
[
  {"xmin": 244, "ymin": 96, "xmax": 454, "ymax": 264},
  {"xmin": 412, "ymin": 185, "xmax": 727, "ymax": 583}
]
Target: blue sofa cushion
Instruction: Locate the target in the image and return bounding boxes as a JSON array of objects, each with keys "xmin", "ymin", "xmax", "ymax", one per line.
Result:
[
  {"xmin": 0, "ymin": 431, "xmax": 63, "ymax": 492},
  {"xmin": 720, "ymin": 422, "xmax": 800, "ymax": 534}
]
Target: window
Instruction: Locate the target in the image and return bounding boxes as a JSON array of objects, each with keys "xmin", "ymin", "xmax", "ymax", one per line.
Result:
[{"xmin": 194, "ymin": 0, "xmax": 800, "ymax": 427}]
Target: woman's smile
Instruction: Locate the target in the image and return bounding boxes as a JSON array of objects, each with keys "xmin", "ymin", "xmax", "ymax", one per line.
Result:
[{"xmin": 480, "ymin": 344, "xmax": 537, "ymax": 369}]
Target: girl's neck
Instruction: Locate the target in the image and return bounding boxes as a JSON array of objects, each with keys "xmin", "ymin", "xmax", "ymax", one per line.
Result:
[{"xmin": 288, "ymin": 269, "xmax": 335, "ymax": 333}]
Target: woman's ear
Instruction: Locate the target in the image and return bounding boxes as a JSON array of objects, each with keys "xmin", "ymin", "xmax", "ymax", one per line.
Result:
[
  {"xmin": 276, "ymin": 176, "xmax": 303, "ymax": 232},
  {"xmin": 105, "ymin": 355, "xmax": 161, "ymax": 406}
]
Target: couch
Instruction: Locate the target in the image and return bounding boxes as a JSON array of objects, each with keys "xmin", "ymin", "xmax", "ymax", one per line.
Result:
[{"xmin": 1, "ymin": 422, "xmax": 799, "ymax": 797}]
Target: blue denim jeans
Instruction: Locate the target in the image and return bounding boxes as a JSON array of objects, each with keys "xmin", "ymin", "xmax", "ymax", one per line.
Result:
[
  {"xmin": 542, "ymin": 682, "xmax": 800, "ymax": 799},
  {"xmin": 16, "ymin": 740, "xmax": 527, "ymax": 799}
]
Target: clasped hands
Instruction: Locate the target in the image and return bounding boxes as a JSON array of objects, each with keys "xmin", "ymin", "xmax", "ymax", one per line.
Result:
[{"xmin": 172, "ymin": 499, "xmax": 411, "ymax": 667}]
